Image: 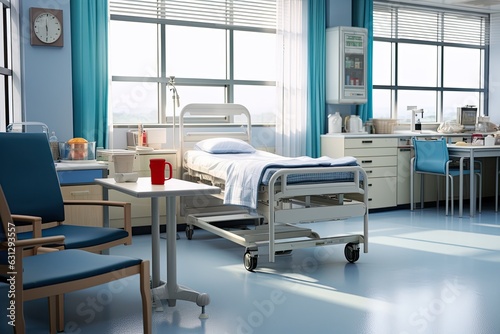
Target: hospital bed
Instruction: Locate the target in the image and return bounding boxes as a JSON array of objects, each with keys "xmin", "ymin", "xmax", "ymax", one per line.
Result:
[{"xmin": 179, "ymin": 103, "xmax": 369, "ymax": 271}]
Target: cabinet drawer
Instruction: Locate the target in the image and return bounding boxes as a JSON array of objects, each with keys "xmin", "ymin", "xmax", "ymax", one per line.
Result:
[
  {"xmin": 366, "ymin": 177, "xmax": 397, "ymax": 208},
  {"xmin": 350, "ymin": 177, "xmax": 397, "ymax": 209},
  {"xmin": 346, "ymin": 147, "xmax": 398, "ymax": 157},
  {"xmin": 363, "ymin": 166, "xmax": 397, "ymax": 178},
  {"xmin": 345, "ymin": 137, "xmax": 398, "ymax": 149},
  {"xmin": 61, "ymin": 185, "xmax": 103, "ymax": 227},
  {"xmin": 356, "ymin": 155, "xmax": 398, "ymax": 168}
]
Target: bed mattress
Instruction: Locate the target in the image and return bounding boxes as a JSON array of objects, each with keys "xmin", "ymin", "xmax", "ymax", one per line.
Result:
[{"xmin": 184, "ymin": 150, "xmax": 359, "ymax": 208}]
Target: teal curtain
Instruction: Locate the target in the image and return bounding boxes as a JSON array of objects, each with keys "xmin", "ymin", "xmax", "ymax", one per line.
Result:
[
  {"xmin": 70, "ymin": 1, "xmax": 108, "ymax": 147},
  {"xmin": 352, "ymin": 0, "xmax": 373, "ymax": 123},
  {"xmin": 306, "ymin": 0, "xmax": 326, "ymax": 158}
]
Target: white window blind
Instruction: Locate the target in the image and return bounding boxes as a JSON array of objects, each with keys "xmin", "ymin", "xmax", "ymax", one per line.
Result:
[
  {"xmin": 110, "ymin": 0, "xmax": 276, "ymax": 30},
  {"xmin": 373, "ymin": 1, "xmax": 490, "ymax": 46}
]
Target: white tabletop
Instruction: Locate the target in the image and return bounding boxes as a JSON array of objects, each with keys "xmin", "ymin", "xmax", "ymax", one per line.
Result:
[{"xmin": 95, "ymin": 177, "xmax": 220, "ymax": 198}]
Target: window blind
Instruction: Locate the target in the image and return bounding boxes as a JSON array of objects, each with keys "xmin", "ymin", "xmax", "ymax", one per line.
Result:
[
  {"xmin": 374, "ymin": 1, "xmax": 490, "ymax": 46},
  {"xmin": 110, "ymin": 0, "xmax": 276, "ymax": 30}
]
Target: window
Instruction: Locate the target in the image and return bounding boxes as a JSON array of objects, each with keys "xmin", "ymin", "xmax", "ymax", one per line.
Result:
[
  {"xmin": 372, "ymin": 1, "xmax": 489, "ymax": 124},
  {"xmin": 109, "ymin": 0, "xmax": 277, "ymax": 125},
  {"xmin": 0, "ymin": 0, "xmax": 13, "ymax": 131}
]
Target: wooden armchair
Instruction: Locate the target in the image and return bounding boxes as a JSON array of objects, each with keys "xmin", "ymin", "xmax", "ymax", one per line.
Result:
[
  {"xmin": 0, "ymin": 185, "xmax": 152, "ymax": 333},
  {"xmin": 0, "ymin": 132, "xmax": 131, "ymax": 254}
]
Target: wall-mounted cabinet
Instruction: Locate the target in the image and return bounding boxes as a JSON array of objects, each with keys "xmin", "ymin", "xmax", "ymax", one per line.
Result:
[{"xmin": 326, "ymin": 26, "xmax": 367, "ymax": 104}]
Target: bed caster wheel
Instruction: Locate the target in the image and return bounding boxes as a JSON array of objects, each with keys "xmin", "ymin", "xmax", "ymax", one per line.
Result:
[
  {"xmin": 344, "ymin": 243, "xmax": 360, "ymax": 263},
  {"xmin": 244, "ymin": 251, "xmax": 258, "ymax": 271},
  {"xmin": 185, "ymin": 226, "xmax": 194, "ymax": 240}
]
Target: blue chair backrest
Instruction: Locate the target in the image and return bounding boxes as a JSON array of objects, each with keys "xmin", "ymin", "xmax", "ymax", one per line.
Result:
[
  {"xmin": 0, "ymin": 186, "xmax": 8, "ymax": 243},
  {"xmin": 412, "ymin": 137, "xmax": 449, "ymax": 175},
  {"xmin": 0, "ymin": 132, "xmax": 65, "ymax": 223}
]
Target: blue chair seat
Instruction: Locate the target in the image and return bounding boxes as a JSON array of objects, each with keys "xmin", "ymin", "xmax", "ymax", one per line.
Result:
[
  {"xmin": 17, "ymin": 225, "xmax": 129, "ymax": 249},
  {"xmin": 22, "ymin": 250, "xmax": 142, "ymax": 290}
]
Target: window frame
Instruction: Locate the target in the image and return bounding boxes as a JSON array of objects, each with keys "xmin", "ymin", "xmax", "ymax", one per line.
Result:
[
  {"xmin": 0, "ymin": 0, "xmax": 12, "ymax": 131},
  {"xmin": 372, "ymin": 1, "xmax": 490, "ymax": 124},
  {"xmin": 109, "ymin": 3, "xmax": 277, "ymax": 126}
]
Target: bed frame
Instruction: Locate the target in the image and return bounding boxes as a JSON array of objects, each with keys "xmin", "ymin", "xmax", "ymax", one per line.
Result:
[{"xmin": 179, "ymin": 103, "xmax": 369, "ymax": 271}]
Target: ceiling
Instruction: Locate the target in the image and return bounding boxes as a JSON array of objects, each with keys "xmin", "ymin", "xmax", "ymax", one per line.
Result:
[{"xmin": 394, "ymin": 0, "xmax": 500, "ymax": 12}]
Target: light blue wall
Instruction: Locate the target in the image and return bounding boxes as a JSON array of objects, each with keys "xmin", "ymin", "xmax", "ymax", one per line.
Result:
[
  {"xmin": 20, "ymin": 0, "xmax": 73, "ymax": 141},
  {"xmin": 326, "ymin": 0, "xmax": 352, "ymax": 27}
]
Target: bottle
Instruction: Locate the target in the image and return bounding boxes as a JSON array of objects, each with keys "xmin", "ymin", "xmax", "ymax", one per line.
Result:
[
  {"xmin": 415, "ymin": 119, "xmax": 422, "ymax": 131},
  {"xmin": 328, "ymin": 112, "xmax": 342, "ymax": 134},
  {"xmin": 138, "ymin": 124, "xmax": 143, "ymax": 146},
  {"xmin": 141, "ymin": 130, "xmax": 147, "ymax": 147},
  {"xmin": 49, "ymin": 131, "xmax": 59, "ymax": 160}
]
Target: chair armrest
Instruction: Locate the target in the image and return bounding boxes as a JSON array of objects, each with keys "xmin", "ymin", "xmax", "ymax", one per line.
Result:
[
  {"xmin": 11, "ymin": 214, "xmax": 42, "ymax": 238},
  {"xmin": 63, "ymin": 200, "xmax": 132, "ymax": 236},
  {"xmin": 1, "ymin": 235, "xmax": 65, "ymax": 250},
  {"xmin": 63, "ymin": 200, "xmax": 130, "ymax": 208}
]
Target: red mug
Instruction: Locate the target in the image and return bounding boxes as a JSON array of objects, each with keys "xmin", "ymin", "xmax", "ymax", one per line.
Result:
[{"xmin": 149, "ymin": 158, "xmax": 173, "ymax": 185}]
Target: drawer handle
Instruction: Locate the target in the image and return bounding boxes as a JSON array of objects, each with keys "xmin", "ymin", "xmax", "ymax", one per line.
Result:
[
  {"xmin": 361, "ymin": 140, "xmax": 373, "ymax": 144},
  {"xmin": 361, "ymin": 160, "xmax": 373, "ymax": 164},
  {"xmin": 70, "ymin": 190, "xmax": 90, "ymax": 196},
  {"xmin": 368, "ymin": 198, "xmax": 372, "ymax": 201},
  {"xmin": 365, "ymin": 170, "xmax": 373, "ymax": 174},
  {"xmin": 368, "ymin": 184, "xmax": 373, "ymax": 187}
]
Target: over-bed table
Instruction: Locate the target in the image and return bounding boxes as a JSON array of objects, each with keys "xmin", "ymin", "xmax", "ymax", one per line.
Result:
[{"xmin": 179, "ymin": 103, "xmax": 369, "ymax": 271}]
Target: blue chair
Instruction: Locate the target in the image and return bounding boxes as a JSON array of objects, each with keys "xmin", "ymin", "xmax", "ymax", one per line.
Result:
[
  {"xmin": 0, "ymin": 185, "xmax": 152, "ymax": 334},
  {"xmin": 410, "ymin": 137, "xmax": 481, "ymax": 216},
  {"xmin": 0, "ymin": 132, "xmax": 131, "ymax": 254}
]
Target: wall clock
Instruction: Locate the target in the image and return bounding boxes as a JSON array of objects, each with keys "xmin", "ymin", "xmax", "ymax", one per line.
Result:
[{"xmin": 30, "ymin": 7, "xmax": 63, "ymax": 47}]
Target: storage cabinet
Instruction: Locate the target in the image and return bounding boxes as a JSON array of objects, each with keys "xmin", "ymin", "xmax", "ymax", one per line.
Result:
[
  {"xmin": 56, "ymin": 164, "xmax": 108, "ymax": 227},
  {"xmin": 321, "ymin": 135, "xmax": 398, "ymax": 209},
  {"xmin": 60, "ymin": 185, "xmax": 103, "ymax": 227}
]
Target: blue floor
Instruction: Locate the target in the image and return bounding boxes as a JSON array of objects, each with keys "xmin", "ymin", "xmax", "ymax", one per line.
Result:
[{"xmin": 5, "ymin": 202, "xmax": 500, "ymax": 333}]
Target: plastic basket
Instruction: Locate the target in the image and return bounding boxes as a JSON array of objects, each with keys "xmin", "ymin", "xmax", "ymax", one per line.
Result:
[{"xmin": 372, "ymin": 119, "xmax": 397, "ymax": 134}]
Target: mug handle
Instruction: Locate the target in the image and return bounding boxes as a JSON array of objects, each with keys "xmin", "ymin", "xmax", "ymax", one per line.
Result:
[{"xmin": 165, "ymin": 162, "xmax": 173, "ymax": 180}]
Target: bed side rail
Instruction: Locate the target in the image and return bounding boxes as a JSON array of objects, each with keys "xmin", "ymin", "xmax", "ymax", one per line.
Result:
[{"xmin": 268, "ymin": 166, "xmax": 367, "ymax": 199}]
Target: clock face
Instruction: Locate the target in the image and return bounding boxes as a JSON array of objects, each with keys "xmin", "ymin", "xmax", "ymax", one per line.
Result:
[{"xmin": 33, "ymin": 13, "xmax": 62, "ymax": 44}]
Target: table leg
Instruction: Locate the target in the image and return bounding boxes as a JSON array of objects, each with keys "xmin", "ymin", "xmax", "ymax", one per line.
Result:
[
  {"xmin": 151, "ymin": 197, "xmax": 161, "ymax": 288},
  {"xmin": 470, "ymin": 153, "xmax": 475, "ymax": 217},
  {"xmin": 152, "ymin": 196, "xmax": 210, "ymax": 318},
  {"xmin": 166, "ymin": 196, "xmax": 177, "ymax": 306},
  {"xmin": 459, "ymin": 159, "xmax": 463, "ymax": 218},
  {"xmin": 496, "ymin": 157, "xmax": 499, "ymax": 212},
  {"xmin": 102, "ymin": 188, "xmax": 109, "ymax": 255}
]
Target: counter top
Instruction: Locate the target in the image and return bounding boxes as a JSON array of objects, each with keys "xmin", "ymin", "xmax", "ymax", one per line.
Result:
[
  {"xmin": 55, "ymin": 161, "xmax": 108, "ymax": 171},
  {"xmin": 321, "ymin": 132, "xmax": 478, "ymax": 138}
]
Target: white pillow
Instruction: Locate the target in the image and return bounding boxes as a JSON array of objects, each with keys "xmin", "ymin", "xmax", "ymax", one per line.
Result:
[{"xmin": 194, "ymin": 138, "xmax": 255, "ymax": 154}]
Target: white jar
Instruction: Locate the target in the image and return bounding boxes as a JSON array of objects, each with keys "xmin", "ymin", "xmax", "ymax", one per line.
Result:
[
  {"xmin": 328, "ymin": 112, "xmax": 342, "ymax": 134},
  {"xmin": 485, "ymin": 135, "xmax": 495, "ymax": 146}
]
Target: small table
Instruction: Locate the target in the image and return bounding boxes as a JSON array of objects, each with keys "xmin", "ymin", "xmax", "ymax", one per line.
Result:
[
  {"xmin": 447, "ymin": 144, "xmax": 500, "ymax": 217},
  {"xmin": 95, "ymin": 177, "xmax": 220, "ymax": 317}
]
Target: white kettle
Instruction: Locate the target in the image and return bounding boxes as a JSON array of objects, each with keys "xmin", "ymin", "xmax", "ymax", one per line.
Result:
[{"xmin": 345, "ymin": 115, "xmax": 363, "ymax": 133}]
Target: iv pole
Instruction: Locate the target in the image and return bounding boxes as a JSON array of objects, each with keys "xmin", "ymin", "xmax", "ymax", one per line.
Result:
[
  {"xmin": 164, "ymin": 76, "xmax": 181, "ymax": 240},
  {"xmin": 167, "ymin": 76, "xmax": 180, "ymax": 149}
]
